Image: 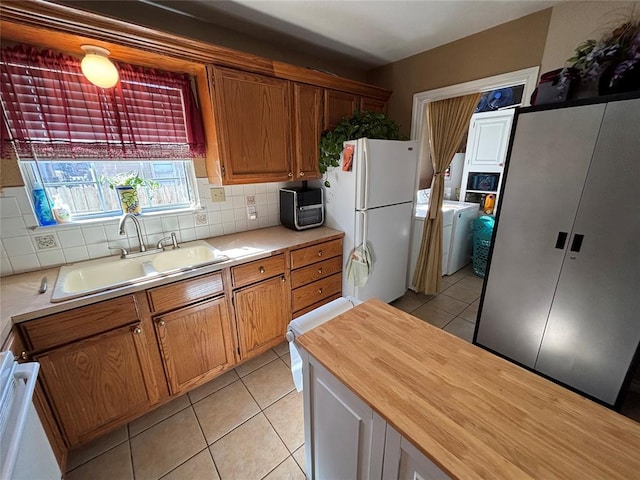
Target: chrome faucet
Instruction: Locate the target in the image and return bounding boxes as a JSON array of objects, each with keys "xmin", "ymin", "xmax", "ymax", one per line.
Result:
[{"xmin": 118, "ymin": 213, "xmax": 147, "ymax": 252}]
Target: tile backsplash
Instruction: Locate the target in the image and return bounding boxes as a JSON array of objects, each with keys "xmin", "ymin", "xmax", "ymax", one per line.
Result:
[{"xmin": 0, "ymin": 179, "xmax": 293, "ymax": 276}]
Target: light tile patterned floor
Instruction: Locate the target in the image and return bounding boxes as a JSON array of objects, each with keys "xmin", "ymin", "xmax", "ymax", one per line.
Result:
[
  {"xmin": 64, "ymin": 264, "xmax": 639, "ymax": 479},
  {"xmin": 65, "ymin": 348, "xmax": 305, "ymax": 480}
]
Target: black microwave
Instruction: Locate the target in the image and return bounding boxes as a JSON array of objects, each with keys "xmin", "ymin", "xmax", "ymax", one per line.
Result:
[{"xmin": 280, "ymin": 187, "xmax": 324, "ymax": 230}]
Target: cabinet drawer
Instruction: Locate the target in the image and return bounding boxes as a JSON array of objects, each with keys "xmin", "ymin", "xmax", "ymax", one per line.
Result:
[
  {"xmin": 21, "ymin": 295, "xmax": 139, "ymax": 352},
  {"xmin": 291, "ymin": 256, "xmax": 342, "ymax": 289},
  {"xmin": 292, "ymin": 273, "xmax": 342, "ymax": 313},
  {"xmin": 293, "ymin": 294, "xmax": 342, "ymax": 318},
  {"xmin": 232, "ymin": 254, "xmax": 285, "ymax": 288},
  {"xmin": 290, "ymin": 238, "xmax": 342, "ymax": 269},
  {"xmin": 147, "ymin": 272, "xmax": 224, "ymax": 313}
]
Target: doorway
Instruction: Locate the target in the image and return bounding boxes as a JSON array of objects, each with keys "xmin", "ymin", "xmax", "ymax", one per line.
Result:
[{"xmin": 409, "ymin": 67, "xmax": 539, "ymax": 189}]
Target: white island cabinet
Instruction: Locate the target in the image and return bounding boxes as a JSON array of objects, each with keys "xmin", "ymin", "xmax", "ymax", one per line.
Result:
[
  {"xmin": 296, "ymin": 299, "xmax": 640, "ymax": 480},
  {"xmin": 301, "ymin": 350, "xmax": 449, "ymax": 480}
]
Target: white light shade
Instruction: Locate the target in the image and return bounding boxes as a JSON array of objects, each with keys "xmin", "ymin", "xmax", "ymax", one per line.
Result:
[{"xmin": 80, "ymin": 46, "xmax": 119, "ymax": 88}]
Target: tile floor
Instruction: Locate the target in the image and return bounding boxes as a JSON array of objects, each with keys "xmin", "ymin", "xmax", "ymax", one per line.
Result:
[{"xmin": 64, "ymin": 264, "xmax": 639, "ymax": 479}]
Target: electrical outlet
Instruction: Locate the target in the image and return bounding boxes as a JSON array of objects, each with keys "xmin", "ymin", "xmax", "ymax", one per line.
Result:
[
  {"xmin": 210, "ymin": 187, "xmax": 225, "ymax": 202},
  {"xmin": 195, "ymin": 213, "xmax": 208, "ymax": 226},
  {"xmin": 245, "ymin": 195, "xmax": 256, "ymax": 206},
  {"xmin": 34, "ymin": 234, "xmax": 57, "ymax": 250},
  {"xmin": 247, "ymin": 205, "xmax": 257, "ymax": 220}
]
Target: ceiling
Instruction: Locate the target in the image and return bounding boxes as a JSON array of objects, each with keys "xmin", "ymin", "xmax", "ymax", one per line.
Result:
[{"xmin": 140, "ymin": 0, "xmax": 560, "ymax": 70}]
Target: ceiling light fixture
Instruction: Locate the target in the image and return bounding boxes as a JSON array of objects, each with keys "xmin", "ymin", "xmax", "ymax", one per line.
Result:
[{"xmin": 80, "ymin": 45, "xmax": 119, "ymax": 88}]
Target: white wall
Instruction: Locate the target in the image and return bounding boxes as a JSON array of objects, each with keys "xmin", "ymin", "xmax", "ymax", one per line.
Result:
[
  {"xmin": 0, "ymin": 180, "xmax": 288, "ymax": 276},
  {"xmin": 539, "ymin": 1, "xmax": 640, "ymax": 75}
]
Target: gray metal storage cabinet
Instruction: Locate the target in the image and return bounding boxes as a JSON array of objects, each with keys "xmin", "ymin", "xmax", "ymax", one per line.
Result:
[{"xmin": 474, "ymin": 95, "xmax": 640, "ymax": 407}]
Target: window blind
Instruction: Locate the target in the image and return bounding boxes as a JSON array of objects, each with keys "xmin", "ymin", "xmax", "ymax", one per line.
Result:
[{"xmin": 0, "ymin": 44, "xmax": 205, "ymax": 160}]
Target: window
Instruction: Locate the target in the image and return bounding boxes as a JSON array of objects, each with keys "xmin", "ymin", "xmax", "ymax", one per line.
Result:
[
  {"xmin": 1, "ymin": 44, "xmax": 205, "ymax": 223},
  {"xmin": 21, "ymin": 160, "xmax": 196, "ymax": 219}
]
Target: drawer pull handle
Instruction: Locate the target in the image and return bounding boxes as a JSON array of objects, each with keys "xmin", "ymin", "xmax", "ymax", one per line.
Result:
[
  {"xmin": 318, "ymin": 268, "xmax": 323, "ymax": 274},
  {"xmin": 288, "ymin": 172, "xmax": 293, "ymax": 177},
  {"xmin": 259, "ymin": 266, "xmax": 266, "ymax": 274},
  {"xmin": 133, "ymin": 327, "xmax": 142, "ymax": 335},
  {"xmin": 317, "ymin": 250, "xmax": 323, "ymax": 257},
  {"xmin": 318, "ymin": 288, "xmax": 323, "ymax": 294},
  {"xmin": 157, "ymin": 320, "xmax": 165, "ymax": 327},
  {"xmin": 281, "ymin": 276, "xmax": 286, "ymax": 283}
]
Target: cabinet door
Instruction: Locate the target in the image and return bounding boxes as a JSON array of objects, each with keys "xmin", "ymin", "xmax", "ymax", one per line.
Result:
[
  {"xmin": 234, "ymin": 275, "xmax": 290, "ymax": 358},
  {"xmin": 324, "ymin": 89, "xmax": 358, "ymax": 130},
  {"xmin": 534, "ymin": 98, "xmax": 640, "ymax": 405},
  {"xmin": 360, "ymin": 97, "xmax": 387, "ymax": 114},
  {"xmin": 475, "ymin": 104, "xmax": 606, "ymax": 367},
  {"xmin": 464, "ymin": 110, "xmax": 514, "ymax": 168},
  {"xmin": 35, "ymin": 323, "xmax": 159, "ymax": 446},
  {"xmin": 305, "ymin": 355, "xmax": 385, "ymax": 480},
  {"xmin": 154, "ymin": 296, "xmax": 235, "ymax": 396},
  {"xmin": 293, "ymin": 83, "xmax": 322, "ymax": 180},
  {"xmin": 382, "ymin": 426, "xmax": 450, "ymax": 480},
  {"xmin": 213, "ymin": 67, "xmax": 292, "ymax": 183}
]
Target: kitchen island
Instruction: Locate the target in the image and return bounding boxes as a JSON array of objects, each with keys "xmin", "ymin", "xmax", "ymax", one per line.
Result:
[{"xmin": 297, "ymin": 298, "xmax": 640, "ymax": 479}]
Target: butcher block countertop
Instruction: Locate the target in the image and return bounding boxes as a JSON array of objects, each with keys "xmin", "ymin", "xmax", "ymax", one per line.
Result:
[{"xmin": 297, "ymin": 298, "xmax": 640, "ymax": 480}]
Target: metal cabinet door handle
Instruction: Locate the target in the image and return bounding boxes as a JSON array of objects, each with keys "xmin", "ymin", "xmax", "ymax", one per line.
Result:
[
  {"xmin": 555, "ymin": 231, "xmax": 568, "ymax": 249},
  {"xmin": 570, "ymin": 234, "xmax": 584, "ymax": 253}
]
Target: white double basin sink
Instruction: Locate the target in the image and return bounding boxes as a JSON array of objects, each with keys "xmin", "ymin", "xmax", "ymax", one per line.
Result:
[{"xmin": 51, "ymin": 240, "xmax": 230, "ymax": 302}]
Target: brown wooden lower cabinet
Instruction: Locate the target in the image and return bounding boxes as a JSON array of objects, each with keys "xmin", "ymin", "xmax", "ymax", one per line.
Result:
[
  {"xmin": 154, "ymin": 296, "xmax": 236, "ymax": 395},
  {"xmin": 234, "ymin": 274, "xmax": 290, "ymax": 359},
  {"xmin": 15, "ymin": 233, "xmax": 344, "ymax": 457},
  {"xmin": 34, "ymin": 322, "xmax": 159, "ymax": 446}
]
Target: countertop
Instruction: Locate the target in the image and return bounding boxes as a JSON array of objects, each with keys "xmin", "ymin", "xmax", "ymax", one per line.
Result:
[
  {"xmin": 297, "ymin": 298, "xmax": 640, "ymax": 480},
  {"xmin": 0, "ymin": 225, "xmax": 343, "ymax": 345}
]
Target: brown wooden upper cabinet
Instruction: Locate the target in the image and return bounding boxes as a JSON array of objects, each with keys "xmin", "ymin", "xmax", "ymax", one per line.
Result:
[
  {"xmin": 212, "ymin": 66, "xmax": 293, "ymax": 184},
  {"xmin": 293, "ymin": 83, "xmax": 323, "ymax": 180},
  {"xmin": 360, "ymin": 97, "xmax": 387, "ymax": 114},
  {"xmin": 209, "ymin": 66, "xmax": 388, "ymax": 184},
  {"xmin": 323, "ymin": 90, "xmax": 359, "ymax": 131}
]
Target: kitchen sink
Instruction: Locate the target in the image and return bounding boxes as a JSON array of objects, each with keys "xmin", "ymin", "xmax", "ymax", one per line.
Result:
[
  {"xmin": 52, "ymin": 240, "xmax": 229, "ymax": 302},
  {"xmin": 150, "ymin": 243, "xmax": 226, "ymax": 273}
]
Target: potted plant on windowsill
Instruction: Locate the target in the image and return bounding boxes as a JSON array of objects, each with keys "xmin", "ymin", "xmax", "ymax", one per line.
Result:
[
  {"xmin": 100, "ymin": 172, "xmax": 159, "ymax": 214},
  {"xmin": 319, "ymin": 110, "xmax": 405, "ymax": 186}
]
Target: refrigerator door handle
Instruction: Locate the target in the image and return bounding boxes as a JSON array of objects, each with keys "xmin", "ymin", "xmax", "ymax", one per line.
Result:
[{"xmin": 362, "ymin": 141, "xmax": 370, "ymax": 210}]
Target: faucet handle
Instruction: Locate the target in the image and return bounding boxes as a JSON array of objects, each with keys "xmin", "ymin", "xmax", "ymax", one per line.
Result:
[
  {"xmin": 157, "ymin": 232, "xmax": 180, "ymax": 250},
  {"xmin": 109, "ymin": 246, "xmax": 128, "ymax": 258}
]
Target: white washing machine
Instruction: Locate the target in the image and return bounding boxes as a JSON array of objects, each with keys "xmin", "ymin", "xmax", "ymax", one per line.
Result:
[
  {"xmin": 443, "ymin": 200, "xmax": 479, "ymax": 275},
  {"xmin": 408, "ymin": 203, "xmax": 454, "ymax": 290},
  {"xmin": 408, "ymin": 198, "xmax": 478, "ymax": 290}
]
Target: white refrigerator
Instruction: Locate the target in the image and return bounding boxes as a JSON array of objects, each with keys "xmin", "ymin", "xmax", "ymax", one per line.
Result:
[{"xmin": 316, "ymin": 138, "xmax": 418, "ymax": 303}]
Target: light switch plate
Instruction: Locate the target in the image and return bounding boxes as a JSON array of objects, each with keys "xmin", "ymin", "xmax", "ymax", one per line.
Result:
[
  {"xmin": 247, "ymin": 205, "xmax": 257, "ymax": 220},
  {"xmin": 210, "ymin": 187, "xmax": 225, "ymax": 202}
]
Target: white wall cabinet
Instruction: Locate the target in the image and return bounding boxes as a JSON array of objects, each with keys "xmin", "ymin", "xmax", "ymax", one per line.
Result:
[
  {"xmin": 302, "ymin": 350, "xmax": 449, "ymax": 479},
  {"xmin": 460, "ymin": 109, "xmax": 514, "ymax": 211}
]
